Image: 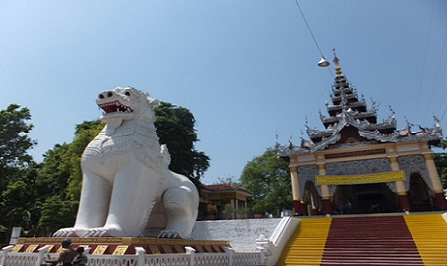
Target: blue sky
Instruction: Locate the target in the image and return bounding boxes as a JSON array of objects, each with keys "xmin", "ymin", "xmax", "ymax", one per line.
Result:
[{"xmin": 1, "ymin": 1, "xmax": 446, "ymax": 185}]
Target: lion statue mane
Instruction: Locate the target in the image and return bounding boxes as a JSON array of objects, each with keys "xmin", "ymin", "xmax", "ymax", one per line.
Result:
[{"xmin": 53, "ymin": 87, "xmax": 199, "ymax": 239}]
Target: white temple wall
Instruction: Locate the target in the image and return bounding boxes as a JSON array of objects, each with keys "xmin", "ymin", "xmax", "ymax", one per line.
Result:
[{"xmin": 191, "ymin": 218, "xmax": 282, "ymax": 251}]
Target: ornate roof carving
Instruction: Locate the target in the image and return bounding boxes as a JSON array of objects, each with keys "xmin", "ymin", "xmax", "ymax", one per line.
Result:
[{"xmin": 277, "ymin": 54, "xmax": 443, "ymax": 157}]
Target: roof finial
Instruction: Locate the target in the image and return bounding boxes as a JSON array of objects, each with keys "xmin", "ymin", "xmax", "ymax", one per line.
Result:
[{"xmin": 332, "ymin": 48, "xmax": 344, "ymax": 78}]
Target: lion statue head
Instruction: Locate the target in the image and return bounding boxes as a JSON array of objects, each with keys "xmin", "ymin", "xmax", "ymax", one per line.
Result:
[{"xmin": 96, "ymin": 86, "xmax": 159, "ymax": 134}]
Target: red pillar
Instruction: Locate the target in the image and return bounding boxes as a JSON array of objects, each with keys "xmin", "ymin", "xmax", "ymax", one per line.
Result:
[
  {"xmin": 322, "ymin": 197, "xmax": 332, "ymax": 214},
  {"xmin": 293, "ymin": 200, "xmax": 303, "ymax": 216},
  {"xmin": 434, "ymin": 191, "xmax": 447, "ymax": 210},
  {"xmin": 398, "ymin": 193, "xmax": 411, "ymax": 211},
  {"xmin": 294, "ymin": 200, "xmax": 308, "ymax": 216}
]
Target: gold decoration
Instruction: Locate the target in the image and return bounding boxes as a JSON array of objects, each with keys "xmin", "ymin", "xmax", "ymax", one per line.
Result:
[
  {"xmin": 346, "ymin": 137, "xmax": 357, "ymax": 143},
  {"xmin": 149, "ymin": 245, "xmax": 161, "ymax": 254},
  {"xmin": 316, "ymin": 170, "xmax": 406, "ymax": 185},
  {"xmin": 12, "ymin": 244, "xmax": 23, "ymax": 253},
  {"xmin": 162, "ymin": 245, "xmax": 172, "ymax": 253},
  {"xmin": 92, "ymin": 245, "xmax": 108, "ymax": 255},
  {"xmin": 112, "ymin": 245, "xmax": 128, "ymax": 255},
  {"xmin": 25, "ymin": 245, "xmax": 38, "ymax": 253},
  {"xmin": 16, "ymin": 237, "xmax": 229, "ymax": 246},
  {"xmin": 174, "ymin": 245, "xmax": 184, "ymax": 253}
]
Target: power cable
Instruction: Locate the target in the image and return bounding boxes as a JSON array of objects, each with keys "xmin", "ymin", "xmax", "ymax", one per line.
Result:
[
  {"xmin": 435, "ymin": 30, "xmax": 447, "ymax": 122},
  {"xmin": 293, "ymin": 0, "xmax": 324, "ymax": 58},
  {"xmin": 293, "ymin": 0, "xmax": 333, "ymax": 78},
  {"xmin": 414, "ymin": 0, "xmax": 434, "ymax": 122}
]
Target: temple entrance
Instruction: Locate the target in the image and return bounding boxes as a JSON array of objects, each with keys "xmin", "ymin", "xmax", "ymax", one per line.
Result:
[
  {"xmin": 409, "ymin": 173, "xmax": 433, "ymax": 211},
  {"xmin": 334, "ymin": 183, "xmax": 399, "ymax": 214},
  {"xmin": 304, "ymin": 182, "xmax": 322, "ymax": 215}
]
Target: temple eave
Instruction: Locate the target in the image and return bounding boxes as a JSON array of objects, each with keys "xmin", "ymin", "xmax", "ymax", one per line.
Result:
[{"xmin": 277, "ymin": 130, "xmax": 443, "ymax": 157}]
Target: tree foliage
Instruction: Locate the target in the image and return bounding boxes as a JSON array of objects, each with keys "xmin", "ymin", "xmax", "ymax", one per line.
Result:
[
  {"xmin": 39, "ymin": 195, "xmax": 78, "ymax": 236},
  {"xmin": 36, "ymin": 144, "xmax": 71, "ymax": 199},
  {"xmin": 0, "ymin": 104, "xmax": 36, "ymax": 243},
  {"xmin": 434, "ymin": 152, "xmax": 447, "ymax": 189},
  {"xmin": 35, "ymin": 144, "xmax": 76, "ymax": 235},
  {"xmin": 155, "ymin": 102, "xmax": 210, "ymax": 180},
  {"xmin": 239, "ymin": 148, "xmax": 292, "ymax": 215},
  {"xmin": 0, "ymin": 104, "xmax": 36, "ymax": 191}
]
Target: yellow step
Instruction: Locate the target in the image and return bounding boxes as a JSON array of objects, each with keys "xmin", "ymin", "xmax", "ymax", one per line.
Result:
[
  {"xmin": 404, "ymin": 214, "xmax": 447, "ymax": 266},
  {"xmin": 276, "ymin": 218, "xmax": 332, "ymax": 266}
]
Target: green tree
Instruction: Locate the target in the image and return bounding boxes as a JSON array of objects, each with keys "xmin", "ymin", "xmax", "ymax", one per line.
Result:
[
  {"xmin": 0, "ymin": 104, "xmax": 36, "ymax": 192},
  {"xmin": 0, "ymin": 104, "xmax": 36, "ymax": 243},
  {"xmin": 36, "ymin": 144, "xmax": 70, "ymax": 198},
  {"xmin": 1, "ymin": 178, "xmax": 38, "ymax": 237},
  {"xmin": 434, "ymin": 152, "xmax": 447, "ymax": 189},
  {"xmin": 239, "ymin": 148, "xmax": 292, "ymax": 216},
  {"xmin": 39, "ymin": 195, "xmax": 78, "ymax": 236},
  {"xmin": 35, "ymin": 144, "xmax": 75, "ymax": 235},
  {"xmin": 155, "ymin": 102, "xmax": 210, "ymax": 180}
]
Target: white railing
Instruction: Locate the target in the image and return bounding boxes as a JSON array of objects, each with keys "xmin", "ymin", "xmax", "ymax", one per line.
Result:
[
  {"xmin": 1, "ymin": 252, "xmax": 38, "ymax": 266},
  {"xmin": 0, "ymin": 245, "xmax": 266, "ymax": 266},
  {"xmin": 255, "ymin": 217, "xmax": 300, "ymax": 266}
]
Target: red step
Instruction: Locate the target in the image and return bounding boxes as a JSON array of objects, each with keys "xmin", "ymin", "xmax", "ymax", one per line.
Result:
[{"xmin": 320, "ymin": 216, "xmax": 424, "ymax": 266}]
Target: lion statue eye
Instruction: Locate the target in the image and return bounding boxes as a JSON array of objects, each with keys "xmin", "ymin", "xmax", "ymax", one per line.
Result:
[{"xmin": 124, "ymin": 91, "xmax": 131, "ymax": 96}]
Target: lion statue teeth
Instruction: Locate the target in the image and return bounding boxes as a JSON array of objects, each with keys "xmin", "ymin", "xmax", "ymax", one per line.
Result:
[{"xmin": 52, "ymin": 87, "xmax": 199, "ymax": 239}]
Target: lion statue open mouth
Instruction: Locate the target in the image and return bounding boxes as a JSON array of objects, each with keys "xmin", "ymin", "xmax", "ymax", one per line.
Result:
[{"xmin": 53, "ymin": 87, "xmax": 199, "ymax": 239}]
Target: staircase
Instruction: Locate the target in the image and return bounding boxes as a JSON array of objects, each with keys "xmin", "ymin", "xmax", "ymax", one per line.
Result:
[
  {"xmin": 276, "ymin": 213, "xmax": 447, "ymax": 266},
  {"xmin": 276, "ymin": 218, "xmax": 332, "ymax": 266},
  {"xmin": 404, "ymin": 214, "xmax": 447, "ymax": 266},
  {"xmin": 321, "ymin": 216, "xmax": 423, "ymax": 266}
]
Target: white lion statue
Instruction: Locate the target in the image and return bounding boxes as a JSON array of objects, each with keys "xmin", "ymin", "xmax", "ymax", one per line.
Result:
[{"xmin": 53, "ymin": 87, "xmax": 199, "ymax": 239}]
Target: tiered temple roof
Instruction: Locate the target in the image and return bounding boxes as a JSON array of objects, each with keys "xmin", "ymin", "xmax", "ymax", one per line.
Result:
[{"xmin": 277, "ymin": 55, "xmax": 443, "ymax": 156}]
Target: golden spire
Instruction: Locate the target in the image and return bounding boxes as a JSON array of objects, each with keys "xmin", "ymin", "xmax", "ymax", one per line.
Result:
[{"xmin": 333, "ymin": 48, "xmax": 344, "ymax": 78}]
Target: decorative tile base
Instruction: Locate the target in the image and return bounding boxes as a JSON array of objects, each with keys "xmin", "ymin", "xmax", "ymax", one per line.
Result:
[{"xmin": 14, "ymin": 237, "xmax": 231, "ymax": 255}]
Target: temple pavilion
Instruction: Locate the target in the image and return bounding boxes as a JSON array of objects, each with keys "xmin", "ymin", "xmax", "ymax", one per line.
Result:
[{"xmin": 277, "ymin": 54, "xmax": 446, "ymax": 215}]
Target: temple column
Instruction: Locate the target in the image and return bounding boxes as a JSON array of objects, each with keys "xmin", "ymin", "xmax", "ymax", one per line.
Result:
[
  {"xmin": 290, "ymin": 167, "xmax": 306, "ymax": 215},
  {"xmin": 389, "ymin": 157, "xmax": 410, "ymax": 211},
  {"xmin": 423, "ymin": 153, "xmax": 447, "ymax": 210},
  {"xmin": 318, "ymin": 164, "xmax": 332, "ymax": 214}
]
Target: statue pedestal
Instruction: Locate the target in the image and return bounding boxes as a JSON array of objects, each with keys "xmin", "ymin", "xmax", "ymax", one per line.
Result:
[{"xmin": 13, "ymin": 237, "xmax": 231, "ymax": 255}]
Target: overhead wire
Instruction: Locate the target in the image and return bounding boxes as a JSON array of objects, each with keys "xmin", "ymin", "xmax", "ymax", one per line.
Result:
[
  {"xmin": 293, "ymin": 0, "xmax": 324, "ymax": 58},
  {"xmin": 414, "ymin": 0, "xmax": 434, "ymax": 122},
  {"xmin": 292, "ymin": 0, "xmax": 333, "ymax": 134},
  {"xmin": 293, "ymin": 0, "xmax": 333, "ymax": 78},
  {"xmin": 435, "ymin": 30, "xmax": 447, "ymax": 122}
]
